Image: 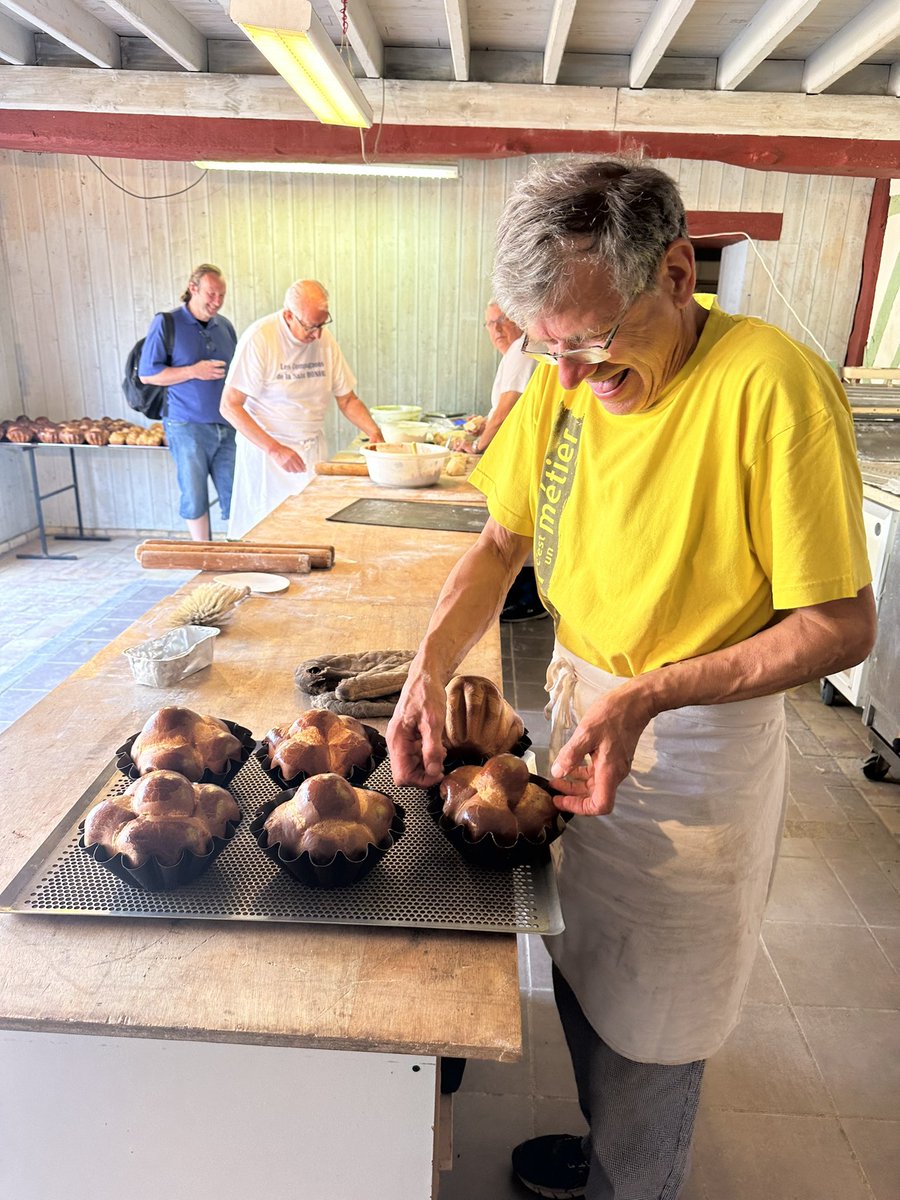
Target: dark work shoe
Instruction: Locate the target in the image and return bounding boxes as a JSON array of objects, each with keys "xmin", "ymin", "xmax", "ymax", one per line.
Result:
[
  {"xmin": 500, "ymin": 600, "xmax": 549, "ymax": 623},
  {"xmin": 511, "ymin": 1133, "xmax": 589, "ymax": 1198}
]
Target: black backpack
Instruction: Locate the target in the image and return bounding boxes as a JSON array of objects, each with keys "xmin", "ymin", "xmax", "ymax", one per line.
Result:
[{"xmin": 123, "ymin": 310, "xmax": 176, "ymax": 421}]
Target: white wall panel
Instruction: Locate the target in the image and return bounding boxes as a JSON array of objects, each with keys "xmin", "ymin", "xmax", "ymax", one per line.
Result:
[{"xmin": 0, "ymin": 150, "xmax": 874, "ymax": 536}]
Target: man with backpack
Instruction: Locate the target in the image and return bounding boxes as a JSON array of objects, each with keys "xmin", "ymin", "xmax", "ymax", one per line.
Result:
[{"xmin": 138, "ymin": 263, "xmax": 238, "ymax": 541}]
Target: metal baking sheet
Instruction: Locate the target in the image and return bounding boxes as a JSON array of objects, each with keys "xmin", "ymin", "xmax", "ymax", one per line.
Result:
[
  {"xmin": 327, "ymin": 497, "xmax": 489, "ymax": 534},
  {"xmin": 0, "ymin": 754, "xmax": 563, "ymax": 935}
]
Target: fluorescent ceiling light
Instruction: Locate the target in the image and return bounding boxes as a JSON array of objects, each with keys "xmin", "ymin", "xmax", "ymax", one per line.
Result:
[
  {"xmin": 194, "ymin": 161, "xmax": 460, "ymax": 180},
  {"xmin": 229, "ymin": 0, "xmax": 373, "ymax": 128}
]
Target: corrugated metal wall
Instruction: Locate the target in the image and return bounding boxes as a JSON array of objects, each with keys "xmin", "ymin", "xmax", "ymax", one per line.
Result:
[{"xmin": 0, "ymin": 151, "xmax": 873, "ymax": 544}]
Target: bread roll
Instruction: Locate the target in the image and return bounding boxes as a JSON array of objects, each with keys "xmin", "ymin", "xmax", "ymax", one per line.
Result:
[
  {"xmin": 264, "ymin": 772, "xmax": 395, "ymax": 864},
  {"xmin": 130, "ymin": 706, "xmax": 243, "ymax": 781},
  {"xmin": 440, "ymin": 753, "xmax": 557, "ymax": 843},
  {"xmin": 265, "ymin": 709, "xmax": 371, "ymax": 782},
  {"xmin": 444, "ymin": 675, "xmax": 525, "ymax": 757}
]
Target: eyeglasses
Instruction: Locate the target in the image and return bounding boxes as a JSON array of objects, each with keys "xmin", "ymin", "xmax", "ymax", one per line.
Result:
[
  {"xmin": 484, "ymin": 317, "xmax": 506, "ymax": 328},
  {"xmin": 292, "ymin": 313, "xmax": 333, "ymax": 332},
  {"xmin": 522, "ymin": 321, "xmax": 621, "ymax": 365}
]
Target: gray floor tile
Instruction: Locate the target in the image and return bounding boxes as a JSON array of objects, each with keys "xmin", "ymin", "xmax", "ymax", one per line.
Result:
[
  {"xmin": 763, "ymin": 922, "xmax": 900, "ymax": 1009},
  {"xmin": 692, "ymin": 1110, "xmax": 873, "ymax": 1200},
  {"xmin": 532, "ymin": 1096, "xmax": 587, "ymax": 1137},
  {"xmin": 778, "ymin": 834, "xmax": 822, "ymax": 858},
  {"xmin": 437, "ymin": 1091, "xmax": 533, "ymax": 1200},
  {"xmin": 528, "ymin": 992, "xmax": 578, "ymax": 1101},
  {"xmin": 744, "ymin": 941, "xmax": 788, "ymax": 1004},
  {"xmin": 871, "ymin": 925, "xmax": 900, "ymax": 970},
  {"xmin": 702, "ymin": 1003, "xmax": 834, "ymax": 1115},
  {"xmin": 766, "ymin": 856, "xmax": 863, "ymax": 925},
  {"xmin": 841, "ymin": 1118, "xmax": 900, "ymax": 1200},
  {"xmin": 850, "ymin": 820, "xmax": 900, "ymax": 863},
  {"xmin": 827, "ymin": 857, "xmax": 900, "ymax": 926},
  {"xmin": 795, "ymin": 1007, "xmax": 900, "ymax": 1119}
]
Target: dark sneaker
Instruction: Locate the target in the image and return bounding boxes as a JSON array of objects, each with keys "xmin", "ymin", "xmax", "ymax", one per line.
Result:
[
  {"xmin": 511, "ymin": 1133, "xmax": 589, "ymax": 1198},
  {"xmin": 500, "ymin": 600, "xmax": 549, "ymax": 623}
]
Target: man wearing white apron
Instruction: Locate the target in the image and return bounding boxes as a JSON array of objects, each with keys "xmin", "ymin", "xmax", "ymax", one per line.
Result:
[
  {"xmin": 221, "ymin": 279, "xmax": 383, "ymax": 538},
  {"xmin": 387, "ymin": 159, "xmax": 875, "ymax": 1200}
]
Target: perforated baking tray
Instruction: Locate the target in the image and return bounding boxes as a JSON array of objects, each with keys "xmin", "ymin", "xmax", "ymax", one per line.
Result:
[{"xmin": 0, "ymin": 755, "xmax": 563, "ymax": 934}]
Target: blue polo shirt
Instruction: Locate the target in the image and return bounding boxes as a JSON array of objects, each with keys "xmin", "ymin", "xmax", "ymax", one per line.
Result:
[{"xmin": 139, "ymin": 304, "xmax": 237, "ymax": 424}]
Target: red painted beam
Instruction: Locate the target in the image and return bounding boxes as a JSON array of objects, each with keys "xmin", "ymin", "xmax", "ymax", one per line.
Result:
[
  {"xmin": 0, "ymin": 111, "xmax": 897, "ymax": 178},
  {"xmin": 687, "ymin": 211, "xmax": 783, "ymax": 245},
  {"xmin": 845, "ymin": 179, "xmax": 891, "ymax": 367}
]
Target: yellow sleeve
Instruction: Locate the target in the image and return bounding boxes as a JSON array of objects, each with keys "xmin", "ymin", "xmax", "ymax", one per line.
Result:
[{"xmin": 747, "ymin": 396, "xmax": 871, "ymax": 610}]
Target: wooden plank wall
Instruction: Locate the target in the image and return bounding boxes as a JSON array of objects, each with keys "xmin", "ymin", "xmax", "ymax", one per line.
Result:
[
  {"xmin": 0, "ymin": 151, "xmax": 873, "ymax": 543},
  {"xmin": 864, "ymin": 180, "xmax": 900, "ymax": 369}
]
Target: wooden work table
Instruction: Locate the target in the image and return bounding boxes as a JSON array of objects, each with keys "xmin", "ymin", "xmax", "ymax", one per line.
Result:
[{"xmin": 0, "ymin": 474, "xmax": 519, "ymax": 1200}]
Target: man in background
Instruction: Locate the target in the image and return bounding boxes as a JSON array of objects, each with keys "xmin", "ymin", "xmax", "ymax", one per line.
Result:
[
  {"xmin": 139, "ymin": 263, "xmax": 237, "ymax": 541},
  {"xmin": 470, "ymin": 301, "xmax": 542, "ymax": 621},
  {"xmin": 220, "ymin": 279, "xmax": 383, "ymax": 539}
]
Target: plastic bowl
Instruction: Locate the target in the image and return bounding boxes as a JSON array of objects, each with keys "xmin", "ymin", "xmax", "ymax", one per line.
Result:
[
  {"xmin": 369, "ymin": 405, "xmax": 423, "ymax": 425},
  {"xmin": 382, "ymin": 420, "xmax": 433, "ymax": 444},
  {"xmin": 360, "ymin": 442, "xmax": 450, "ymax": 488}
]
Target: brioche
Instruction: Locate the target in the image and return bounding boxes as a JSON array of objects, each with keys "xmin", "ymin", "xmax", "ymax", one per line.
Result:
[
  {"xmin": 130, "ymin": 706, "xmax": 243, "ymax": 781},
  {"xmin": 84, "ymin": 770, "xmax": 240, "ymax": 867},
  {"xmin": 264, "ymin": 773, "xmax": 395, "ymax": 864},
  {"xmin": 444, "ymin": 675, "xmax": 525, "ymax": 757},
  {"xmin": 265, "ymin": 709, "xmax": 372, "ymax": 782},
  {"xmin": 440, "ymin": 753, "xmax": 557, "ymax": 844}
]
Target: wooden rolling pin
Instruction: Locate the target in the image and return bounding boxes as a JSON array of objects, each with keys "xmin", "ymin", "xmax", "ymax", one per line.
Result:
[
  {"xmin": 135, "ymin": 539, "xmax": 334, "ymax": 569},
  {"xmin": 137, "ymin": 548, "xmax": 312, "ymax": 573},
  {"xmin": 315, "ymin": 460, "xmax": 369, "ymax": 477}
]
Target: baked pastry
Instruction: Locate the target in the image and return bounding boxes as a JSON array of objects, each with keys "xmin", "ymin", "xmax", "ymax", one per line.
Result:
[
  {"xmin": 264, "ymin": 709, "xmax": 372, "ymax": 782},
  {"xmin": 130, "ymin": 706, "xmax": 243, "ymax": 781},
  {"xmin": 59, "ymin": 425, "xmax": 84, "ymax": 444},
  {"xmin": 37, "ymin": 424, "xmax": 60, "ymax": 443},
  {"xmin": 444, "ymin": 675, "xmax": 525, "ymax": 757},
  {"xmin": 440, "ymin": 754, "xmax": 558, "ymax": 845},
  {"xmin": 264, "ymin": 772, "xmax": 394, "ymax": 863},
  {"xmin": 5, "ymin": 424, "xmax": 34, "ymax": 443},
  {"xmin": 84, "ymin": 770, "xmax": 240, "ymax": 867},
  {"xmin": 84, "ymin": 425, "xmax": 110, "ymax": 446}
]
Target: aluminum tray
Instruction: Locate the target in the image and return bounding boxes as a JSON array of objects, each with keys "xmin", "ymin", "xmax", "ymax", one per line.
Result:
[{"xmin": 0, "ymin": 753, "xmax": 564, "ymax": 935}]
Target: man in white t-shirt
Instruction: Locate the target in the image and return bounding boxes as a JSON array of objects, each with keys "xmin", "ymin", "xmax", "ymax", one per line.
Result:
[
  {"xmin": 470, "ymin": 301, "xmax": 543, "ymax": 621},
  {"xmin": 220, "ymin": 279, "xmax": 383, "ymax": 537}
]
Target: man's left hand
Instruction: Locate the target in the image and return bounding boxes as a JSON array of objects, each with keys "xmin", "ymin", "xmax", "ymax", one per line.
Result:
[
  {"xmin": 368, "ymin": 429, "xmax": 385, "ymax": 444},
  {"xmin": 549, "ymin": 683, "xmax": 655, "ymax": 815}
]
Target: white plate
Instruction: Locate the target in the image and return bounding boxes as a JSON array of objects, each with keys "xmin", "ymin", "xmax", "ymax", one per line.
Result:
[{"xmin": 213, "ymin": 572, "xmax": 290, "ymax": 594}]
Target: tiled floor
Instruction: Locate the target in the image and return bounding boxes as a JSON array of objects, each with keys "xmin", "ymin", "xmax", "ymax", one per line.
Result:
[{"xmin": 0, "ymin": 537, "xmax": 898, "ymax": 1198}]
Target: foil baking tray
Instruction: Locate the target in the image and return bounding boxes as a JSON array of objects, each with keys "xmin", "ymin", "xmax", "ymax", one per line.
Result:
[
  {"xmin": 123, "ymin": 625, "xmax": 220, "ymax": 687},
  {"xmin": 0, "ymin": 754, "xmax": 563, "ymax": 935}
]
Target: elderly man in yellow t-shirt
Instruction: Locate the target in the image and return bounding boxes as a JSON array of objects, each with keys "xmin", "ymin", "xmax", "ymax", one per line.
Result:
[{"xmin": 387, "ymin": 159, "xmax": 875, "ymax": 1200}]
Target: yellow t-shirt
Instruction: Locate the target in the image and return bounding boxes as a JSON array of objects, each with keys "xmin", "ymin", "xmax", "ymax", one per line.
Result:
[{"xmin": 469, "ymin": 297, "xmax": 870, "ymax": 677}]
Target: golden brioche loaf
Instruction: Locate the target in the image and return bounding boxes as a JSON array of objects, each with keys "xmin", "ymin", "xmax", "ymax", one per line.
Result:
[
  {"xmin": 264, "ymin": 772, "xmax": 394, "ymax": 864},
  {"xmin": 130, "ymin": 706, "xmax": 243, "ymax": 781},
  {"xmin": 440, "ymin": 754, "xmax": 557, "ymax": 844},
  {"xmin": 444, "ymin": 675, "xmax": 525, "ymax": 757},
  {"xmin": 84, "ymin": 770, "xmax": 240, "ymax": 867},
  {"xmin": 265, "ymin": 709, "xmax": 371, "ymax": 782}
]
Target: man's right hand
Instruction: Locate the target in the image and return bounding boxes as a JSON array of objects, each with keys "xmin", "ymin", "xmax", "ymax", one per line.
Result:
[
  {"xmin": 267, "ymin": 443, "xmax": 307, "ymax": 473},
  {"xmin": 194, "ymin": 359, "xmax": 227, "ymax": 381},
  {"xmin": 387, "ymin": 666, "xmax": 448, "ymax": 788}
]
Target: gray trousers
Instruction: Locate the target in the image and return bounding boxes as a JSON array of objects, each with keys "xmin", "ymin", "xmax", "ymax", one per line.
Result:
[{"xmin": 553, "ymin": 964, "xmax": 705, "ymax": 1200}]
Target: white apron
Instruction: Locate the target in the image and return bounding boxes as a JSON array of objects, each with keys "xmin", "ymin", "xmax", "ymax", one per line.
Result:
[
  {"xmin": 227, "ymin": 393, "xmax": 327, "ymax": 538},
  {"xmin": 545, "ymin": 643, "xmax": 788, "ymax": 1065}
]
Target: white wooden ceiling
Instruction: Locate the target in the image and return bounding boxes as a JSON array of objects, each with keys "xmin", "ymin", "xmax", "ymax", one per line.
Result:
[{"xmin": 0, "ymin": 0, "xmax": 898, "ymax": 131}]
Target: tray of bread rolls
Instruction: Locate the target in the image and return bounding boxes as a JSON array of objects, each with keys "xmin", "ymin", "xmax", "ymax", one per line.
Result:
[{"xmin": 0, "ymin": 744, "xmax": 564, "ymax": 936}]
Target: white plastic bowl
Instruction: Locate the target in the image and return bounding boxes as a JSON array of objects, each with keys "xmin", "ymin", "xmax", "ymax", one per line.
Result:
[
  {"xmin": 369, "ymin": 404, "xmax": 423, "ymax": 425},
  {"xmin": 382, "ymin": 420, "xmax": 433, "ymax": 444},
  {"xmin": 361, "ymin": 442, "xmax": 450, "ymax": 488}
]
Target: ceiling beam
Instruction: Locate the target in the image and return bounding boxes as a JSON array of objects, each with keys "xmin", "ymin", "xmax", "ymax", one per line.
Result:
[
  {"xmin": 442, "ymin": 0, "xmax": 469, "ymax": 82},
  {"xmin": 1, "ymin": 0, "xmax": 120, "ymax": 67},
  {"xmin": 543, "ymin": 0, "xmax": 577, "ymax": 85},
  {"xmin": 716, "ymin": 0, "xmax": 821, "ymax": 91},
  {"xmin": 0, "ymin": 68, "xmax": 896, "ymax": 144},
  {"xmin": 323, "ymin": 0, "xmax": 382, "ymax": 78},
  {"xmin": 1, "ymin": 109, "xmax": 897, "ymax": 177},
  {"xmin": 801, "ymin": 0, "xmax": 900, "ymax": 94},
  {"xmin": 629, "ymin": 0, "xmax": 699, "ymax": 89},
  {"xmin": 102, "ymin": 0, "xmax": 206, "ymax": 72},
  {"xmin": 0, "ymin": 10, "xmax": 35, "ymax": 64}
]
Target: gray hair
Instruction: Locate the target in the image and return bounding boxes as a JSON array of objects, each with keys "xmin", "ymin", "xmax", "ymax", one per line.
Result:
[
  {"xmin": 284, "ymin": 279, "xmax": 328, "ymax": 315},
  {"xmin": 181, "ymin": 263, "xmax": 224, "ymax": 303},
  {"xmin": 492, "ymin": 158, "xmax": 688, "ymax": 327}
]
